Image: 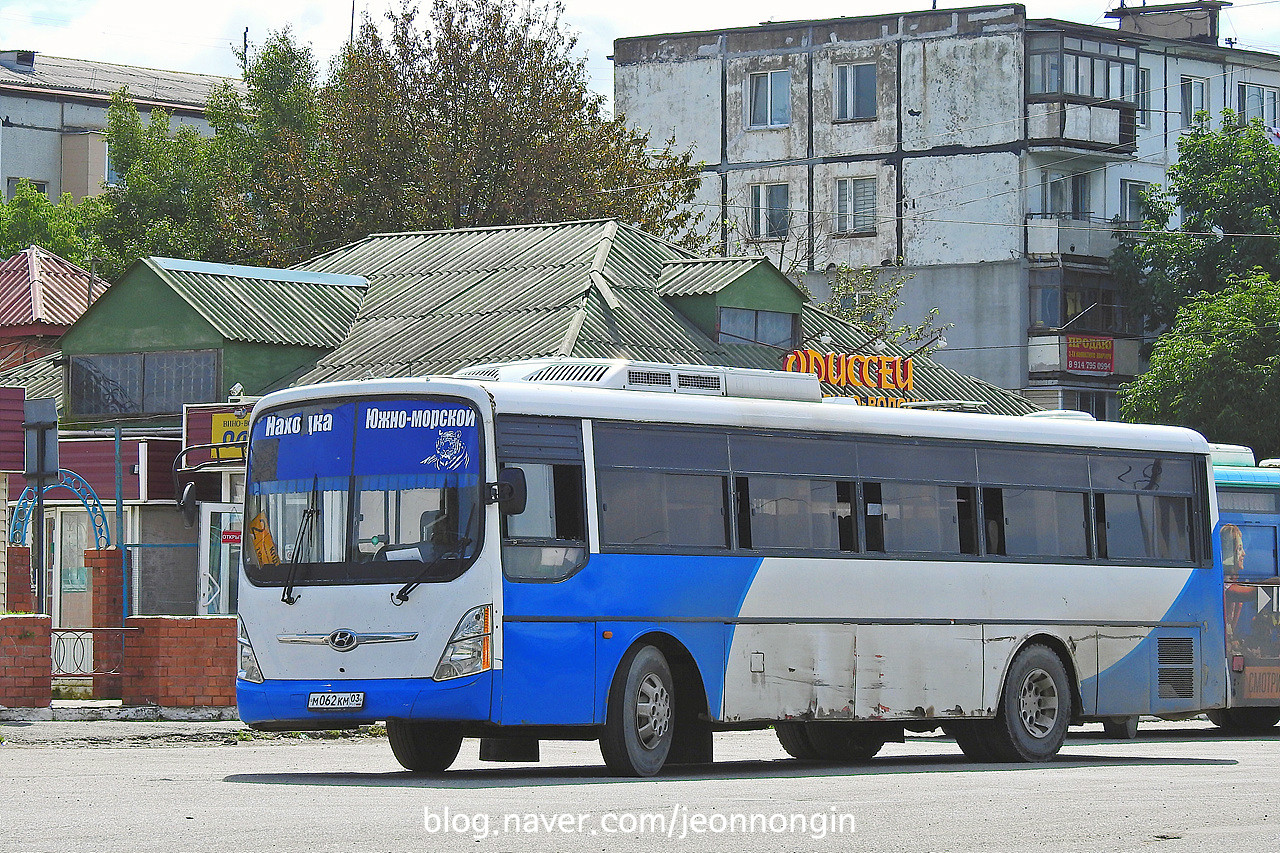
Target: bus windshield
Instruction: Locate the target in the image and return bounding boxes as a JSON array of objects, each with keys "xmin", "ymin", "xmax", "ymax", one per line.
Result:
[{"xmin": 243, "ymin": 397, "xmax": 483, "ymax": 586}]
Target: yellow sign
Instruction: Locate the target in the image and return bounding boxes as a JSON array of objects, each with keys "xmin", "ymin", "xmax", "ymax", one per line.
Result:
[
  {"xmin": 248, "ymin": 512, "xmax": 280, "ymax": 566},
  {"xmin": 213, "ymin": 413, "xmax": 250, "ymax": 460},
  {"xmin": 784, "ymin": 349, "xmax": 915, "ymax": 391}
]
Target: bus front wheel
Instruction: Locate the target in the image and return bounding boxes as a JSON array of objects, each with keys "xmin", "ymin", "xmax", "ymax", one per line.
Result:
[
  {"xmin": 1208, "ymin": 707, "xmax": 1280, "ymax": 733},
  {"xmin": 387, "ymin": 719, "xmax": 463, "ymax": 773},
  {"xmin": 600, "ymin": 645, "xmax": 675, "ymax": 777}
]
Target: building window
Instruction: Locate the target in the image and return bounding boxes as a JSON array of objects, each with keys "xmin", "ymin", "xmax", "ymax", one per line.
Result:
[
  {"xmin": 1239, "ymin": 82, "xmax": 1279, "ymax": 126},
  {"xmin": 748, "ymin": 182, "xmax": 790, "ymax": 239},
  {"xmin": 835, "ymin": 177, "xmax": 876, "ymax": 234},
  {"xmin": 748, "ymin": 70, "xmax": 790, "ymax": 127},
  {"xmin": 1042, "ymin": 171, "xmax": 1091, "ymax": 220},
  {"xmin": 1137, "ymin": 67, "xmax": 1151, "ymax": 127},
  {"xmin": 1181, "ymin": 76, "xmax": 1207, "ymax": 126},
  {"xmin": 1120, "ymin": 179, "xmax": 1148, "ymax": 225},
  {"xmin": 1074, "ymin": 390, "xmax": 1111, "ymax": 421},
  {"xmin": 5, "ymin": 178, "xmax": 48, "ymax": 200},
  {"xmin": 70, "ymin": 350, "xmax": 219, "ymax": 416},
  {"xmin": 718, "ymin": 307, "xmax": 798, "ymax": 349},
  {"xmin": 834, "ymin": 63, "xmax": 876, "ymax": 121},
  {"xmin": 1027, "ymin": 33, "xmax": 1136, "ymax": 102},
  {"xmin": 105, "ymin": 145, "xmax": 121, "ymax": 187}
]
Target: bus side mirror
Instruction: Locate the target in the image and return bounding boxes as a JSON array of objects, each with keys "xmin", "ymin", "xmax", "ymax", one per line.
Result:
[
  {"xmin": 177, "ymin": 481, "xmax": 198, "ymax": 529},
  {"xmin": 489, "ymin": 467, "xmax": 527, "ymax": 515}
]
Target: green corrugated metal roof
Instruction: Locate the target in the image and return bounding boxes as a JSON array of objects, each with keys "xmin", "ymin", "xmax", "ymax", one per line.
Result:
[
  {"xmin": 657, "ymin": 257, "xmax": 772, "ymax": 296},
  {"xmin": 292, "ymin": 219, "xmax": 1036, "ymax": 416},
  {"xmin": 0, "ymin": 354, "xmax": 62, "ymax": 413},
  {"xmin": 147, "ymin": 257, "xmax": 367, "ymax": 348}
]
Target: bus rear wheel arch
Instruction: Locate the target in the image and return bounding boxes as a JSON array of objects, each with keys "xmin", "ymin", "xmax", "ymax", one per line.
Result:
[{"xmin": 950, "ymin": 643, "xmax": 1073, "ymax": 763}]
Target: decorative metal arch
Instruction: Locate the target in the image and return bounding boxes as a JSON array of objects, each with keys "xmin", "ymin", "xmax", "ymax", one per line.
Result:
[{"xmin": 9, "ymin": 468, "xmax": 111, "ymax": 549}]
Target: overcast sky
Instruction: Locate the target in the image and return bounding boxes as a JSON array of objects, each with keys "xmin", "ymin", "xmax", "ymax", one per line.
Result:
[{"xmin": 3, "ymin": 0, "xmax": 1279, "ymax": 98}]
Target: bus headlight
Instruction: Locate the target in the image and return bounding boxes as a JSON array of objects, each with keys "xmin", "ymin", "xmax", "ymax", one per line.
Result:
[
  {"xmin": 238, "ymin": 617, "xmax": 265, "ymax": 684},
  {"xmin": 434, "ymin": 605, "xmax": 492, "ymax": 680}
]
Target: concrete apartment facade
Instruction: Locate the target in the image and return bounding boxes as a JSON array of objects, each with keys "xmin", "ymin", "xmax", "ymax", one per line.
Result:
[
  {"xmin": 0, "ymin": 49, "xmax": 230, "ymax": 203},
  {"xmin": 613, "ymin": 2, "xmax": 1280, "ymax": 417}
]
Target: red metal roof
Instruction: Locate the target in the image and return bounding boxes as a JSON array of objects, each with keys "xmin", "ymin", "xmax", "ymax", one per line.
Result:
[{"xmin": 0, "ymin": 246, "xmax": 109, "ymax": 328}]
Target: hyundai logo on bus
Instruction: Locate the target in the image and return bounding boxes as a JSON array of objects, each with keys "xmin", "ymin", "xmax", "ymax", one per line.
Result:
[{"xmin": 327, "ymin": 630, "xmax": 359, "ymax": 651}]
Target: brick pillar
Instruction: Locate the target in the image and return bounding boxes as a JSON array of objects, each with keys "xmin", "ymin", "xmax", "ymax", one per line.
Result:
[
  {"xmin": 0, "ymin": 614, "xmax": 52, "ymax": 710},
  {"xmin": 4, "ymin": 547, "xmax": 33, "ymax": 614},
  {"xmin": 122, "ymin": 616, "xmax": 238, "ymax": 708},
  {"xmin": 88, "ymin": 548, "xmax": 124, "ymax": 699}
]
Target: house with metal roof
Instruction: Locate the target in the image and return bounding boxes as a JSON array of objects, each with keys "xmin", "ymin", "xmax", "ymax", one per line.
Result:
[
  {"xmin": 296, "ymin": 218, "xmax": 1035, "ymax": 415},
  {"xmin": 0, "ymin": 50, "xmax": 234, "ymax": 202},
  {"xmin": 55, "ymin": 256, "xmax": 367, "ymax": 426},
  {"xmin": 0, "ymin": 245, "xmax": 109, "ymax": 371}
]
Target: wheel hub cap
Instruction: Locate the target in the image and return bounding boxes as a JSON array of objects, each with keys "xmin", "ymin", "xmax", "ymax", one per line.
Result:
[
  {"xmin": 1018, "ymin": 667, "xmax": 1059, "ymax": 739},
  {"xmin": 636, "ymin": 672, "xmax": 671, "ymax": 750}
]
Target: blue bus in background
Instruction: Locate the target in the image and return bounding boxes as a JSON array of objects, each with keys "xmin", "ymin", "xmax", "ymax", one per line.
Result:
[{"xmin": 1212, "ymin": 445, "xmax": 1280, "ymax": 732}]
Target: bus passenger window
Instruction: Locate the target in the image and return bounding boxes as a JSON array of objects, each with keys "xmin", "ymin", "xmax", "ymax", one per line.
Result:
[
  {"xmin": 736, "ymin": 475, "xmax": 851, "ymax": 552},
  {"xmin": 502, "ymin": 462, "xmax": 587, "ymax": 580},
  {"xmin": 995, "ymin": 489, "xmax": 1089, "ymax": 559},
  {"xmin": 982, "ymin": 488, "xmax": 1006, "ymax": 556},
  {"xmin": 956, "ymin": 487, "xmax": 979, "ymax": 556},
  {"xmin": 875, "ymin": 481, "xmax": 977, "ymax": 556},
  {"xmin": 864, "ymin": 482, "xmax": 885, "ymax": 552},
  {"xmin": 836, "ymin": 481, "xmax": 857, "ymax": 552},
  {"xmin": 734, "ymin": 478, "xmax": 752, "ymax": 549},
  {"xmin": 598, "ymin": 469, "xmax": 729, "ymax": 549},
  {"xmin": 1097, "ymin": 493, "xmax": 1192, "ymax": 562}
]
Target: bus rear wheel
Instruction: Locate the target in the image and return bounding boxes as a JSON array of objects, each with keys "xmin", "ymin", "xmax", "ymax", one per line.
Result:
[
  {"xmin": 600, "ymin": 645, "xmax": 675, "ymax": 777},
  {"xmin": 1208, "ymin": 707, "xmax": 1280, "ymax": 733},
  {"xmin": 985, "ymin": 644, "xmax": 1072, "ymax": 762},
  {"xmin": 387, "ymin": 719, "xmax": 463, "ymax": 773},
  {"xmin": 775, "ymin": 722, "xmax": 820, "ymax": 759}
]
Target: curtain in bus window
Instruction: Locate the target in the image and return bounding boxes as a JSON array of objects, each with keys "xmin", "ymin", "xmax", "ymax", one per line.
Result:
[
  {"xmin": 742, "ymin": 476, "xmax": 846, "ymax": 551},
  {"xmin": 598, "ymin": 470, "xmax": 728, "ymax": 548},
  {"xmin": 1103, "ymin": 494, "xmax": 1192, "ymax": 561},
  {"xmin": 999, "ymin": 489, "xmax": 1089, "ymax": 558}
]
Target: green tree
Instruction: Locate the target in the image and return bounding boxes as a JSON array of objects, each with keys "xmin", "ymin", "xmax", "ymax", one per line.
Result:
[
  {"xmin": 1120, "ymin": 269, "xmax": 1280, "ymax": 458},
  {"xmin": 0, "ymin": 179, "xmax": 93, "ymax": 264},
  {"xmin": 807, "ymin": 264, "xmax": 952, "ymax": 355},
  {"xmin": 94, "ymin": 91, "xmax": 226, "ymax": 278},
  {"xmin": 1112, "ymin": 111, "xmax": 1280, "ymax": 331}
]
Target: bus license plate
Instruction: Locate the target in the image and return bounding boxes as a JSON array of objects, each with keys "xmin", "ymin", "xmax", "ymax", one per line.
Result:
[{"xmin": 308, "ymin": 691, "xmax": 365, "ymax": 710}]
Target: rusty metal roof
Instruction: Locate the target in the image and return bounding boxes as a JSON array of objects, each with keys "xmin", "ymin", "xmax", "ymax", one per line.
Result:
[
  {"xmin": 0, "ymin": 246, "xmax": 109, "ymax": 328},
  {"xmin": 0, "ymin": 52, "xmax": 234, "ymax": 109},
  {"xmin": 293, "ymin": 219, "xmax": 1036, "ymax": 416},
  {"xmin": 145, "ymin": 257, "xmax": 367, "ymax": 348}
]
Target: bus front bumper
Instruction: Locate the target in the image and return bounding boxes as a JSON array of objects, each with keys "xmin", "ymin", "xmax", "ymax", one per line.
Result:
[{"xmin": 237, "ymin": 672, "xmax": 494, "ymax": 730}]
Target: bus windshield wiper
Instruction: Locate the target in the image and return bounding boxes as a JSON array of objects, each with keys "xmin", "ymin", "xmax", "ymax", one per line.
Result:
[
  {"xmin": 282, "ymin": 476, "xmax": 319, "ymax": 605},
  {"xmin": 392, "ymin": 507, "xmax": 476, "ymax": 605}
]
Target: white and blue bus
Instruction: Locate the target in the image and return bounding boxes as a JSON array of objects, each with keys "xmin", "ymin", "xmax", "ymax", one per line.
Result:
[
  {"xmin": 1211, "ymin": 447, "xmax": 1280, "ymax": 732},
  {"xmin": 235, "ymin": 359, "xmax": 1224, "ymax": 775}
]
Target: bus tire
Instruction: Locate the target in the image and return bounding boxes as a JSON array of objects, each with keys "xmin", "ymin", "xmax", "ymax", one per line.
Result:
[
  {"xmin": 985, "ymin": 644, "xmax": 1072, "ymax": 762},
  {"xmin": 387, "ymin": 719, "xmax": 463, "ymax": 773},
  {"xmin": 802, "ymin": 722, "xmax": 886, "ymax": 763},
  {"xmin": 600, "ymin": 645, "xmax": 674, "ymax": 777},
  {"xmin": 775, "ymin": 722, "xmax": 820, "ymax": 760},
  {"xmin": 1207, "ymin": 707, "xmax": 1280, "ymax": 733},
  {"xmin": 1102, "ymin": 716, "xmax": 1139, "ymax": 739}
]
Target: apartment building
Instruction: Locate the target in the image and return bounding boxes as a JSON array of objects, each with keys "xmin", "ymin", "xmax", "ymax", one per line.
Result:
[
  {"xmin": 613, "ymin": 1, "xmax": 1280, "ymax": 416},
  {"xmin": 0, "ymin": 50, "xmax": 230, "ymax": 203}
]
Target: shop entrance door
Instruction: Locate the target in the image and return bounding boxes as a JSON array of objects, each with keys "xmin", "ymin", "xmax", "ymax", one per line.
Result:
[{"xmin": 198, "ymin": 504, "xmax": 242, "ymax": 615}]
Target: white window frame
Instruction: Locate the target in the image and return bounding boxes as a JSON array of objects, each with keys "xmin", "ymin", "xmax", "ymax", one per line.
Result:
[
  {"xmin": 1119, "ymin": 179, "xmax": 1149, "ymax": 225},
  {"xmin": 834, "ymin": 63, "xmax": 877, "ymax": 121},
  {"xmin": 748, "ymin": 182, "xmax": 790, "ymax": 240},
  {"xmin": 748, "ymin": 70, "xmax": 791, "ymax": 128},
  {"xmin": 1136, "ymin": 67, "xmax": 1151, "ymax": 128},
  {"xmin": 1181, "ymin": 76, "xmax": 1207, "ymax": 127},
  {"xmin": 834, "ymin": 177, "xmax": 877, "ymax": 235},
  {"xmin": 1238, "ymin": 82, "xmax": 1279, "ymax": 126}
]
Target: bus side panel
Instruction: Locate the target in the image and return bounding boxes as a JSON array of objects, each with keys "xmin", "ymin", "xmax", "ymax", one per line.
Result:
[
  {"xmin": 721, "ymin": 624, "xmax": 857, "ymax": 721},
  {"xmin": 853, "ymin": 625, "xmax": 985, "ymax": 720},
  {"xmin": 980, "ymin": 628, "xmax": 1099, "ymax": 717},
  {"xmin": 497, "ymin": 621, "xmax": 597, "ymax": 725}
]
